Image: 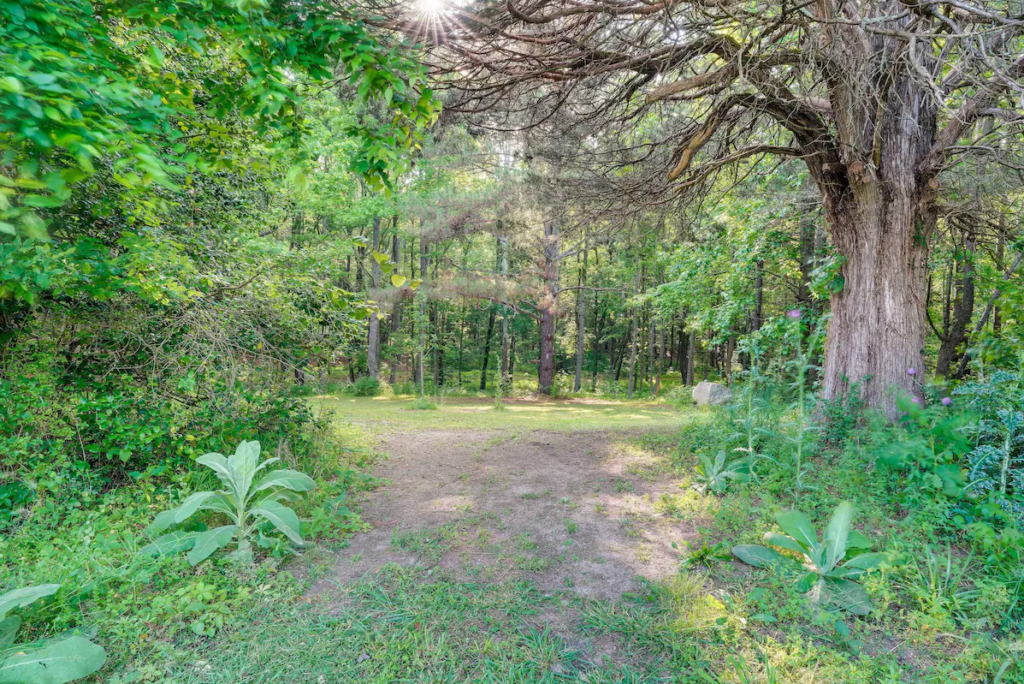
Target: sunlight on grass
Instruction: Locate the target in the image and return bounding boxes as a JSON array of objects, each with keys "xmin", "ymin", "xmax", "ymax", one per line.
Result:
[{"xmin": 312, "ymin": 396, "xmax": 688, "ymax": 433}]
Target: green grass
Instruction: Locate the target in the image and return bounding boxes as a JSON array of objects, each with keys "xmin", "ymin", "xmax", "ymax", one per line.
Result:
[
  {"xmin": 311, "ymin": 396, "xmax": 690, "ymax": 433},
  {"xmin": 166, "ymin": 564, "xmax": 709, "ymax": 683}
]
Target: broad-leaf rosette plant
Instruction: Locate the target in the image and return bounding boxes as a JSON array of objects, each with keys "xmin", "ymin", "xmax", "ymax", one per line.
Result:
[
  {"xmin": 0, "ymin": 584, "xmax": 105, "ymax": 684},
  {"xmin": 145, "ymin": 440, "xmax": 315, "ymax": 565},
  {"xmin": 694, "ymin": 450, "xmax": 750, "ymax": 496},
  {"xmin": 732, "ymin": 502, "xmax": 889, "ymax": 615}
]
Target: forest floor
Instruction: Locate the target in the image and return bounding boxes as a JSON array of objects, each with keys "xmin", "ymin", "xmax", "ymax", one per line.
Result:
[{"xmin": 180, "ymin": 397, "xmax": 981, "ymax": 683}]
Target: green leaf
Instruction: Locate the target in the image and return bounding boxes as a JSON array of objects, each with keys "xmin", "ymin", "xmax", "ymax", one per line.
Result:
[
  {"xmin": 251, "ymin": 500, "xmax": 304, "ymax": 545},
  {"xmin": 148, "ymin": 492, "xmax": 212, "ymax": 533},
  {"xmin": 822, "ymin": 502, "xmax": 854, "ymax": 573},
  {"xmin": 0, "ymin": 77, "xmax": 22, "ymax": 94},
  {"xmin": 846, "ymin": 530, "xmax": 873, "ymax": 550},
  {"xmin": 823, "ymin": 578, "xmax": 872, "ymax": 616},
  {"xmin": 731, "ymin": 545, "xmax": 782, "ymax": 568},
  {"xmin": 838, "ymin": 552, "xmax": 889, "ymax": 578},
  {"xmin": 0, "ymin": 586, "xmax": 59, "ymax": 620},
  {"xmin": 774, "ymin": 509, "xmax": 816, "ymax": 550},
  {"xmin": 253, "ymin": 469, "xmax": 315, "ymax": 494},
  {"xmin": 763, "ymin": 532, "xmax": 806, "ymax": 556},
  {"xmin": 391, "ymin": 274, "xmax": 407, "ymax": 287},
  {"xmin": 0, "ymin": 617, "xmax": 21, "ymax": 649},
  {"xmin": 196, "ymin": 452, "xmax": 232, "ymax": 488},
  {"xmin": 227, "ymin": 440, "xmax": 261, "ymax": 499},
  {"xmin": 187, "ymin": 525, "xmax": 238, "ymax": 565},
  {"xmin": 139, "ymin": 530, "xmax": 200, "ymax": 557},
  {"xmin": 0, "ymin": 636, "xmax": 106, "ymax": 684}
]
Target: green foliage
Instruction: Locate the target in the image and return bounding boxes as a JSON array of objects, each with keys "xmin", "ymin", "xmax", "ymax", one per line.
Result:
[
  {"xmin": 875, "ymin": 397, "xmax": 970, "ymax": 504},
  {"xmin": 350, "ymin": 376, "xmax": 381, "ymax": 397},
  {"xmin": 144, "ymin": 440, "xmax": 315, "ymax": 565},
  {"xmin": 732, "ymin": 502, "xmax": 890, "ymax": 615},
  {"xmin": 694, "ymin": 450, "xmax": 749, "ymax": 496},
  {"xmin": 0, "ymin": 585, "xmax": 105, "ymax": 684},
  {"xmin": 0, "ymin": 0, "xmax": 438, "ymax": 242},
  {"xmin": 678, "ymin": 539, "xmax": 732, "ymax": 570}
]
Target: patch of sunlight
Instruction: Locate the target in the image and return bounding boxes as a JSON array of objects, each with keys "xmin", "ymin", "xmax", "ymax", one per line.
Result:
[{"xmin": 665, "ymin": 572, "xmax": 727, "ymax": 632}]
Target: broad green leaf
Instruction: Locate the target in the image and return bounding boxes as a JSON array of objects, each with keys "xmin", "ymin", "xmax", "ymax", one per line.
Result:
[
  {"xmin": 391, "ymin": 274, "xmax": 407, "ymax": 287},
  {"xmin": 196, "ymin": 452, "xmax": 233, "ymax": 488},
  {"xmin": 0, "ymin": 636, "xmax": 105, "ymax": 684},
  {"xmin": 253, "ymin": 469, "xmax": 315, "ymax": 494},
  {"xmin": 0, "ymin": 586, "xmax": 59, "ymax": 620},
  {"xmin": 187, "ymin": 525, "xmax": 238, "ymax": 566},
  {"xmin": 763, "ymin": 532, "xmax": 806, "ymax": 556},
  {"xmin": 228, "ymin": 441, "xmax": 262, "ymax": 498},
  {"xmin": 847, "ymin": 530, "xmax": 873, "ymax": 550},
  {"xmin": 140, "ymin": 531, "xmax": 200, "ymax": 557},
  {"xmin": 838, "ymin": 552, "xmax": 889, "ymax": 578},
  {"xmin": 198, "ymin": 493, "xmax": 236, "ymax": 516},
  {"xmin": 823, "ymin": 578, "xmax": 872, "ymax": 615},
  {"xmin": 147, "ymin": 492, "xmax": 213, "ymax": 533},
  {"xmin": 252, "ymin": 500, "xmax": 304, "ymax": 544},
  {"xmin": 822, "ymin": 502, "xmax": 854, "ymax": 573},
  {"xmin": 774, "ymin": 509, "xmax": 816, "ymax": 550},
  {"xmin": 731, "ymin": 545, "xmax": 782, "ymax": 568},
  {"xmin": 0, "ymin": 617, "xmax": 20, "ymax": 649}
]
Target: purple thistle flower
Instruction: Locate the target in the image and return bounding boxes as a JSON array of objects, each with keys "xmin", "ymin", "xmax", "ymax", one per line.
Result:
[
  {"xmin": 786, "ymin": 309, "xmax": 802, "ymax": 319},
  {"xmin": 907, "ymin": 367, "xmax": 917, "ymax": 376},
  {"xmin": 941, "ymin": 397, "xmax": 952, "ymax": 406}
]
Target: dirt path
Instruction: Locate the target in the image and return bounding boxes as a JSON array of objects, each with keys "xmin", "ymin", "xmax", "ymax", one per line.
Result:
[{"xmin": 311, "ymin": 427, "xmax": 698, "ymax": 601}]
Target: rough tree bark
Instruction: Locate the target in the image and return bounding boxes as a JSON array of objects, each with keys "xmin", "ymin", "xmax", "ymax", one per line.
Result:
[{"xmin": 537, "ymin": 218, "xmax": 560, "ymax": 394}]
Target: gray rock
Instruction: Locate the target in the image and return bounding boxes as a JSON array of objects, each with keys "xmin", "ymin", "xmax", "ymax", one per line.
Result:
[{"xmin": 692, "ymin": 381, "xmax": 732, "ymax": 406}]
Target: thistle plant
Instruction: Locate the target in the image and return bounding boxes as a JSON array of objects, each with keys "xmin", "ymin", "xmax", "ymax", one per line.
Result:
[{"xmin": 144, "ymin": 440, "xmax": 314, "ymax": 565}]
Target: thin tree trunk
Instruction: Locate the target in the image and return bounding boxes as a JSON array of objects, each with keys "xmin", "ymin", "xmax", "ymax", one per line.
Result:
[
  {"xmin": 499, "ymin": 236, "xmax": 511, "ymax": 388},
  {"xmin": 480, "ymin": 308, "xmax": 497, "ymax": 390},
  {"xmin": 389, "ymin": 230, "xmax": 402, "ymax": 385},
  {"xmin": 367, "ymin": 215, "xmax": 382, "ymax": 380},
  {"xmin": 574, "ymin": 232, "xmax": 588, "ymax": 392},
  {"xmin": 685, "ymin": 329, "xmax": 695, "ymax": 386},
  {"xmin": 936, "ymin": 239, "xmax": 975, "ymax": 376}
]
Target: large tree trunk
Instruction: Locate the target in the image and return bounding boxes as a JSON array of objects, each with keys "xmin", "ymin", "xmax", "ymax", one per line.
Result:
[
  {"xmin": 537, "ymin": 219, "xmax": 560, "ymax": 394},
  {"xmin": 819, "ymin": 185, "xmax": 933, "ymax": 415},
  {"xmin": 367, "ymin": 215, "xmax": 382, "ymax": 380}
]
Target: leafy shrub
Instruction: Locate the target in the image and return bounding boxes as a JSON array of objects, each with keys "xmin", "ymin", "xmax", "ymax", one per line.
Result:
[
  {"xmin": 732, "ymin": 502, "xmax": 889, "ymax": 615},
  {"xmin": 351, "ymin": 376, "xmax": 381, "ymax": 397},
  {"xmin": 409, "ymin": 397, "xmax": 438, "ymax": 411},
  {"xmin": 0, "ymin": 584, "xmax": 106, "ymax": 684},
  {"xmin": 144, "ymin": 440, "xmax": 315, "ymax": 565},
  {"xmin": 875, "ymin": 398, "xmax": 970, "ymax": 505}
]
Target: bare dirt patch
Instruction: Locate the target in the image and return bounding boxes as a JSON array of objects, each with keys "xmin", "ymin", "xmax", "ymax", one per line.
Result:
[{"xmin": 310, "ymin": 427, "xmax": 699, "ymax": 602}]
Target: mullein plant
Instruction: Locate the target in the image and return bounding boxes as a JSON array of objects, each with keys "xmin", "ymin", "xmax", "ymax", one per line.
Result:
[
  {"xmin": 782, "ymin": 309, "xmax": 823, "ymax": 498},
  {"xmin": 729, "ymin": 339, "xmax": 776, "ymax": 482}
]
